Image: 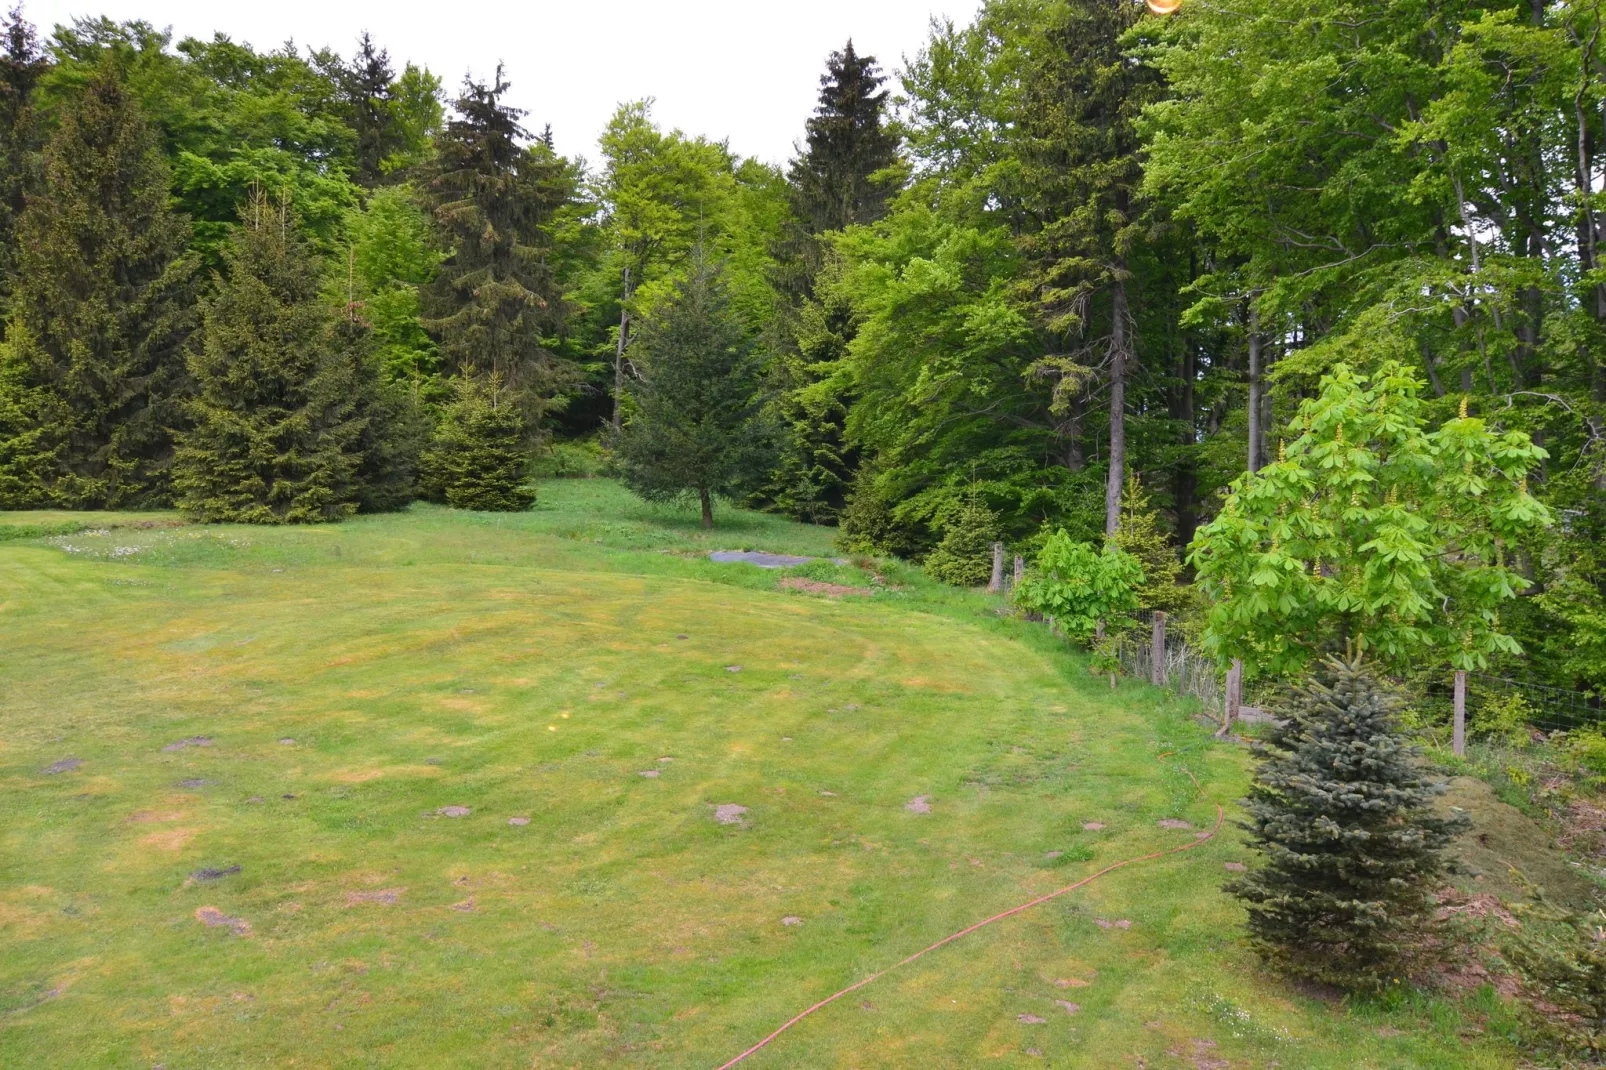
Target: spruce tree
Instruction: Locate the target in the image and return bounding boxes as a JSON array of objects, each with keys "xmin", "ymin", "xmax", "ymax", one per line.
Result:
[
  {"xmin": 324, "ymin": 32, "xmax": 422, "ymax": 189},
  {"xmin": 419, "ymin": 375, "xmax": 533, "ymax": 512},
  {"xmin": 617, "ymin": 254, "xmax": 772, "ymax": 529},
  {"xmin": 174, "ymin": 197, "xmax": 371, "ymax": 524},
  {"xmin": 1228, "ymin": 657, "xmax": 1468, "ymax": 989},
  {"xmin": 787, "ymin": 41, "xmax": 902, "ymax": 239},
  {"xmin": 924, "ymin": 500, "xmax": 1001, "ymax": 587},
  {"xmin": 1111, "ymin": 474, "xmax": 1189, "ymax": 615},
  {"xmin": 419, "ymin": 67, "xmax": 571, "ymax": 410},
  {"xmin": 0, "ymin": 56, "xmax": 196, "ymax": 508},
  {"xmin": 1017, "ymin": 0, "xmax": 1161, "ymax": 538},
  {"xmin": 0, "ymin": 3, "xmax": 45, "ymax": 324}
]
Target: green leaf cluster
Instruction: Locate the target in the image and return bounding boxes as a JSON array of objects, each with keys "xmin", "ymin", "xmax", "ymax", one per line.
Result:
[
  {"xmin": 1013, "ymin": 531, "xmax": 1144, "ymax": 642},
  {"xmin": 1190, "ymin": 362, "xmax": 1552, "ymax": 678}
]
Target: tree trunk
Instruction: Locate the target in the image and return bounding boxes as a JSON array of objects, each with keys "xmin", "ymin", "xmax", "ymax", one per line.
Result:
[
  {"xmin": 1066, "ymin": 392, "xmax": 1085, "ymax": 471},
  {"xmin": 1105, "ymin": 275, "xmax": 1129, "ymax": 538},
  {"xmin": 699, "ymin": 487, "xmax": 713, "ymax": 530},
  {"xmin": 1246, "ymin": 306, "xmax": 1263, "ymax": 473},
  {"xmin": 611, "ymin": 265, "xmax": 633, "ymax": 433},
  {"xmin": 988, "ymin": 542, "xmax": 1005, "ymax": 593},
  {"xmin": 1172, "ymin": 338, "xmax": 1198, "ymax": 547}
]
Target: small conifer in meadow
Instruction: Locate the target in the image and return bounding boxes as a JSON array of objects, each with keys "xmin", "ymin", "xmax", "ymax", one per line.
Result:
[
  {"xmin": 1228, "ymin": 656, "xmax": 1468, "ymax": 989},
  {"xmin": 420, "ymin": 376, "xmax": 534, "ymax": 512},
  {"xmin": 924, "ymin": 499, "xmax": 1002, "ymax": 588}
]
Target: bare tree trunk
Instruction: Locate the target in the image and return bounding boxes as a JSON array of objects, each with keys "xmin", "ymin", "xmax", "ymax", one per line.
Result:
[
  {"xmin": 699, "ymin": 487, "xmax": 713, "ymax": 530},
  {"xmin": 988, "ymin": 543, "xmax": 1005, "ymax": 593},
  {"xmin": 1246, "ymin": 306, "xmax": 1263, "ymax": 473},
  {"xmin": 1260, "ymin": 342, "xmax": 1276, "ymax": 463},
  {"xmin": 611, "ymin": 265, "xmax": 634, "ymax": 433},
  {"xmin": 1066, "ymin": 392, "xmax": 1086, "ymax": 471},
  {"xmin": 1172, "ymin": 338, "xmax": 1198, "ymax": 547},
  {"xmin": 1105, "ymin": 276, "xmax": 1129, "ymax": 538}
]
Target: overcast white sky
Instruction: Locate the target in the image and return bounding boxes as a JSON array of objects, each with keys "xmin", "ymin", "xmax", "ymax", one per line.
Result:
[{"xmin": 22, "ymin": 1, "xmax": 977, "ymax": 165}]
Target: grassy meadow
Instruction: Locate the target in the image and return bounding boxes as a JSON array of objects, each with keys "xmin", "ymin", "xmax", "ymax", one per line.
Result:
[{"xmin": 0, "ymin": 482, "xmax": 1546, "ymax": 1067}]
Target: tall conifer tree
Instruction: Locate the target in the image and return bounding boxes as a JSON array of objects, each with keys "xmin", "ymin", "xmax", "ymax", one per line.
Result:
[
  {"xmin": 1017, "ymin": 0, "xmax": 1160, "ymax": 537},
  {"xmin": 419, "ymin": 67, "xmax": 571, "ymax": 413},
  {"xmin": 0, "ymin": 56, "xmax": 195, "ymax": 508},
  {"xmin": 787, "ymin": 41, "xmax": 901, "ymax": 240},
  {"xmin": 174, "ymin": 196, "xmax": 372, "ymax": 523},
  {"xmin": 769, "ymin": 42, "xmax": 901, "ymax": 522},
  {"xmin": 0, "ymin": 4, "xmax": 45, "ymax": 325}
]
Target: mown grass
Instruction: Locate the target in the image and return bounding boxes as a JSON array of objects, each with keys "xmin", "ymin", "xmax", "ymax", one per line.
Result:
[{"xmin": 0, "ymin": 482, "xmax": 1531, "ymax": 1067}]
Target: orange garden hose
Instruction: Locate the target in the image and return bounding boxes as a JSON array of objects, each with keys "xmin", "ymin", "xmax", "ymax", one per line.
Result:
[{"xmin": 715, "ymin": 776, "xmax": 1225, "ymax": 1069}]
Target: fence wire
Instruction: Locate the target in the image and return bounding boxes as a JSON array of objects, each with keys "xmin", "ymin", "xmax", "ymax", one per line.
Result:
[
  {"xmin": 1113, "ymin": 614, "xmax": 1602, "ymax": 739},
  {"xmin": 1115, "ymin": 613, "xmax": 1226, "ymax": 718}
]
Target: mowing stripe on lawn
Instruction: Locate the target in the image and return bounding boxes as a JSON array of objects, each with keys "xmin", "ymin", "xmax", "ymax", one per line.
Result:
[{"xmin": 716, "ymin": 802, "xmax": 1227, "ymax": 1068}]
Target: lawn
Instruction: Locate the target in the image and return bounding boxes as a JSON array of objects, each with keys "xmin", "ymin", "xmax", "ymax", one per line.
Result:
[{"xmin": 0, "ymin": 482, "xmax": 1533, "ymax": 1067}]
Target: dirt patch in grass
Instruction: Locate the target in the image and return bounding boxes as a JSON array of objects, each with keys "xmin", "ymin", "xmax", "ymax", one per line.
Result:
[
  {"xmin": 141, "ymin": 828, "xmax": 197, "ymax": 852},
  {"xmin": 41, "ymin": 759, "xmax": 81, "ymax": 775},
  {"xmin": 435, "ymin": 806, "xmax": 471, "ymax": 818},
  {"xmin": 345, "ymin": 889, "xmax": 405, "ymax": 907},
  {"xmin": 508, "ymin": 817, "xmax": 530, "ymax": 826},
  {"xmin": 331, "ymin": 769, "xmax": 385, "ymax": 784},
  {"xmin": 194, "ymin": 906, "xmax": 250, "ymax": 936},
  {"xmin": 1157, "ymin": 819, "xmax": 1192, "ymax": 830},
  {"xmin": 1082, "ymin": 822, "xmax": 1105, "ymax": 831},
  {"xmin": 905, "ymin": 796, "xmax": 932, "ymax": 814},
  {"xmin": 190, "ymin": 865, "xmax": 241, "ymax": 883},
  {"xmin": 714, "ymin": 804, "xmax": 747, "ymax": 825},
  {"xmin": 161, "ymin": 737, "xmax": 213, "ymax": 752},
  {"xmin": 779, "ymin": 577, "xmax": 873, "ymax": 598}
]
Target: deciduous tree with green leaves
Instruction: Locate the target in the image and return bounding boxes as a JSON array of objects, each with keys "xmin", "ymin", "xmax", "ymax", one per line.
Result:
[
  {"xmin": 1189, "ymin": 362, "xmax": 1553, "ymax": 680},
  {"xmin": 1014, "ymin": 530, "xmax": 1145, "ymax": 644}
]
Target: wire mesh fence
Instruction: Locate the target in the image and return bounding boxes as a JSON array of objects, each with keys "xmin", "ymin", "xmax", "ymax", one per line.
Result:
[
  {"xmin": 1115, "ymin": 612, "xmax": 1227, "ymax": 719},
  {"xmin": 1113, "ymin": 612, "xmax": 1602, "ymax": 741},
  {"xmin": 1419, "ymin": 672, "xmax": 1604, "ymax": 737}
]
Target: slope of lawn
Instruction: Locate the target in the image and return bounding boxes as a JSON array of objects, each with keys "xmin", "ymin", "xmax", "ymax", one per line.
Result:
[{"xmin": 0, "ymin": 482, "xmax": 1527, "ymax": 1067}]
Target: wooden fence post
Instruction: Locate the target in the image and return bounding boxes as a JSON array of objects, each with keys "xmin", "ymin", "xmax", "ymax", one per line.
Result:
[
  {"xmin": 1226, "ymin": 659, "xmax": 1243, "ymax": 726},
  {"xmin": 988, "ymin": 542, "xmax": 1005, "ymax": 593},
  {"xmin": 1453, "ymin": 670, "xmax": 1467, "ymax": 757},
  {"xmin": 1151, "ymin": 612, "xmax": 1167, "ymax": 688}
]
